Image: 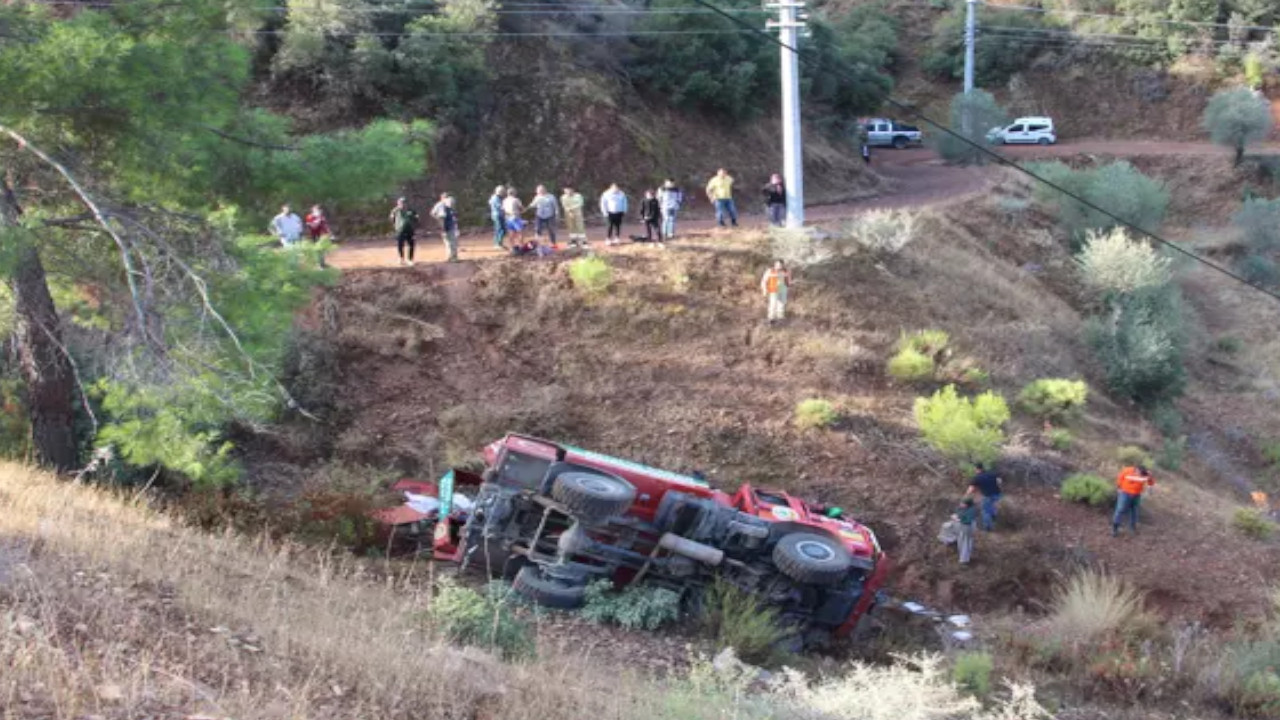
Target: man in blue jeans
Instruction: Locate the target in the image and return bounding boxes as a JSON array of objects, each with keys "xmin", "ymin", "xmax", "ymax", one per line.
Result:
[
  {"xmin": 489, "ymin": 185, "xmax": 506, "ymax": 249},
  {"xmin": 965, "ymin": 462, "xmax": 1003, "ymax": 532}
]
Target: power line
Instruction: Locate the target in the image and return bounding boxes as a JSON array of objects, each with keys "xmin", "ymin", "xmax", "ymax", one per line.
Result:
[
  {"xmin": 688, "ymin": 0, "xmax": 1280, "ymax": 304},
  {"xmin": 980, "ymin": 2, "xmax": 1278, "ymax": 35}
]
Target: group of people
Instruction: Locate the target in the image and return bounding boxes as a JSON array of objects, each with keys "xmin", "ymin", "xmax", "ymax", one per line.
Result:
[
  {"xmin": 270, "ymin": 204, "xmax": 332, "ymax": 247},
  {"xmin": 943, "ymin": 462, "xmax": 1157, "ymax": 565}
]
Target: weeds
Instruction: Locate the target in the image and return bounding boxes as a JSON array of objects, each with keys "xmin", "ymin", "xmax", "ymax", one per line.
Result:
[
  {"xmin": 953, "ymin": 652, "xmax": 994, "ymax": 697},
  {"xmin": 427, "ymin": 578, "xmax": 535, "ymax": 659},
  {"xmin": 569, "ymin": 256, "xmax": 613, "ymax": 294},
  {"xmin": 1017, "ymin": 378, "xmax": 1088, "ymax": 422},
  {"xmin": 1060, "ymin": 474, "xmax": 1115, "ymax": 507},
  {"xmin": 1046, "ymin": 571, "xmax": 1147, "ymax": 647},
  {"xmin": 795, "ymin": 398, "xmax": 839, "ymax": 431},
  {"xmin": 581, "ymin": 580, "xmax": 682, "ymax": 631},
  {"xmin": 1233, "ymin": 508, "xmax": 1276, "ymax": 540},
  {"xmin": 1045, "ymin": 428, "xmax": 1073, "ymax": 452},
  {"xmin": 701, "ymin": 578, "xmax": 789, "ymax": 667}
]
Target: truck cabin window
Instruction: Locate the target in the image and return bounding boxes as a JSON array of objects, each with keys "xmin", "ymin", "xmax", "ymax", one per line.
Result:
[{"xmin": 497, "ymin": 451, "xmax": 551, "ymax": 490}]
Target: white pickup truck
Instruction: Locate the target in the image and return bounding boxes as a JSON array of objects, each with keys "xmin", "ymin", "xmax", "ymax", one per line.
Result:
[{"xmin": 862, "ymin": 118, "xmax": 923, "ymax": 149}]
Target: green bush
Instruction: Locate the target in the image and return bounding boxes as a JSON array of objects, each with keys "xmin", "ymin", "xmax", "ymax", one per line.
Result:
[
  {"xmin": 1261, "ymin": 439, "xmax": 1280, "ymax": 467},
  {"xmin": 1150, "ymin": 403, "xmax": 1183, "ymax": 437},
  {"xmin": 1216, "ymin": 336, "xmax": 1244, "ymax": 354},
  {"xmin": 1233, "ymin": 508, "xmax": 1276, "ymax": 540},
  {"xmin": 1017, "ymin": 378, "xmax": 1088, "ymax": 421},
  {"xmin": 899, "ymin": 329, "xmax": 950, "ymax": 356},
  {"xmin": 569, "ymin": 255, "xmax": 613, "ymax": 295},
  {"xmin": 1033, "ymin": 161, "xmax": 1169, "ymax": 238},
  {"xmin": 1087, "ymin": 286, "xmax": 1186, "ymax": 405},
  {"xmin": 1235, "ymin": 670, "xmax": 1280, "ymax": 718},
  {"xmin": 1239, "ymin": 254, "xmax": 1280, "ymax": 287},
  {"xmin": 701, "ymin": 578, "xmax": 789, "ymax": 667},
  {"xmin": 1060, "ymin": 474, "xmax": 1116, "ymax": 507},
  {"xmin": 581, "ymin": 580, "xmax": 682, "ymax": 631},
  {"xmin": 1245, "ymin": 53, "xmax": 1266, "ymax": 90},
  {"xmin": 1204, "ymin": 86, "xmax": 1274, "ymax": 164},
  {"xmin": 1116, "ymin": 445, "xmax": 1154, "ymax": 468},
  {"xmin": 913, "ymin": 385, "xmax": 1010, "ymax": 466},
  {"xmin": 426, "ymin": 578, "xmax": 534, "ymax": 659},
  {"xmin": 1077, "ymin": 228, "xmax": 1173, "ymax": 296},
  {"xmin": 1158, "ymin": 436, "xmax": 1186, "ymax": 471},
  {"xmin": 887, "ymin": 347, "xmax": 936, "ymax": 383},
  {"xmin": 952, "ymin": 651, "xmax": 994, "ymax": 697},
  {"xmin": 1232, "ymin": 197, "xmax": 1280, "ymax": 252},
  {"xmin": 923, "ymin": 5, "xmax": 1059, "ymax": 86},
  {"xmin": 794, "ymin": 398, "xmax": 839, "ymax": 430},
  {"xmin": 936, "ymin": 90, "xmax": 1009, "ymax": 166},
  {"xmin": 1046, "ymin": 427, "xmax": 1074, "ymax": 452}
]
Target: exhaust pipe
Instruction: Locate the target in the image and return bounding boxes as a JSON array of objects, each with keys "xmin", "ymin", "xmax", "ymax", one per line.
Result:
[{"xmin": 659, "ymin": 532, "xmax": 724, "ymax": 566}]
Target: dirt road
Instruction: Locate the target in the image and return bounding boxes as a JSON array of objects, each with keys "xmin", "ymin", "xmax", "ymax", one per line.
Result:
[{"xmin": 326, "ymin": 139, "xmax": 1249, "ymax": 270}]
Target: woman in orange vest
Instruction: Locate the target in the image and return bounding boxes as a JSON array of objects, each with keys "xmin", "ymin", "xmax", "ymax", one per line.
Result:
[
  {"xmin": 1113, "ymin": 465, "xmax": 1155, "ymax": 536},
  {"xmin": 760, "ymin": 260, "xmax": 792, "ymax": 324}
]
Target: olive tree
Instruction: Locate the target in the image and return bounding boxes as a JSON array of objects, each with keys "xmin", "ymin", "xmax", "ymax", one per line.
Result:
[
  {"xmin": 937, "ymin": 90, "xmax": 1009, "ymax": 166},
  {"xmin": 1203, "ymin": 87, "xmax": 1273, "ymax": 165}
]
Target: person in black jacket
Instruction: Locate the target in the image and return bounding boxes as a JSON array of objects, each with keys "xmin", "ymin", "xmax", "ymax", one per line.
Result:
[
  {"xmin": 762, "ymin": 174, "xmax": 786, "ymax": 227},
  {"xmin": 640, "ymin": 189, "xmax": 662, "ymax": 243}
]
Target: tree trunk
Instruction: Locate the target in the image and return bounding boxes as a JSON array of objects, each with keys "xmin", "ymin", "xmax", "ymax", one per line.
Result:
[
  {"xmin": 1235, "ymin": 142, "xmax": 1245, "ymax": 166},
  {"xmin": 2, "ymin": 177, "xmax": 79, "ymax": 471}
]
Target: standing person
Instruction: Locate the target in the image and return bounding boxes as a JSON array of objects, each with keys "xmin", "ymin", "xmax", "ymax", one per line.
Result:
[
  {"xmin": 861, "ymin": 142, "xmax": 872, "ymax": 165},
  {"xmin": 952, "ymin": 497, "xmax": 978, "ymax": 565},
  {"xmin": 304, "ymin": 204, "xmax": 330, "ymax": 242},
  {"xmin": 561, "ymin": 186, "xmax": 587, "ymax": 248},
  {"xmin": 502, "ymin": 188, "xmax": 526, "ymax": 248},
  {"xmin": 965, "ymin": 462, "xmax": 1004, "ymax": 532},
  {"xmin": 270, "ymin": 204, "xmax": 303, "ymax": 248},
  {"xmin": 431, "ymin": 192, "xmax": 460, "ymax": 263},
  {"xmin": 389, "ymin": 197, "xmax": 419, "ymax": 266},
  {"xmin": 529, "ymin": 185, "xmax": 559, "ymax": 248},
  {"xmin": 705, "ymin": 168, "xmax": 738, "ymax": 228},
  {"xmin": 640, "ymin": 189, "xmax": 662, "ymax": 243},
  {"xmin": 759, "ymin": 259, "xmax": 792, "ymax": 324},
  {"xmin": 657, "ymin": 179, "xmax": 683, "ymax": 241},
  {"xmin": 1113, "ymin": 465, "xmax": 1155, "ymax": 536},
  {"xmin": 599, "ymin": 183, "xmax": 628, "ymax": 246},
  {"xmin": 762, "ymin": 173, "xmax": 786, "ymax": 227},
  {"xmin": 489, "ymin": 185, "xmax": 507, "ymax": 249}
]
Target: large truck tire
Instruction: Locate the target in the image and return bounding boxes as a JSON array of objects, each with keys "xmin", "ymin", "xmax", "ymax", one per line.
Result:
[
  {"xmin": 773, "ymin": 532, "xmax": 853, "ymax": 587},
  {"xmin": 551, "ymin": 471, "xmax": 635, "ymax": 521},
  {"xmin": 512, "ymin": 565, "xmax": 586, "ymax": 610}
]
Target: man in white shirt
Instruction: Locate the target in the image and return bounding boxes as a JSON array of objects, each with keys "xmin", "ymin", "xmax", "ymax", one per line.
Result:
[{"xmin": 270, "ymin": 204, "xmax": 303, "ymax": 247}]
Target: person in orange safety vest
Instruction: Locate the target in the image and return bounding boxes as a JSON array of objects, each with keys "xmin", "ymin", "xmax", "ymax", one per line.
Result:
[
  {"xmin": 1113, "ymin": 465, "xmax": 1155, "ymax": 536},
  {"xmin": 760, "ymin": 260, "xmax": 792, "ymax": 324}
]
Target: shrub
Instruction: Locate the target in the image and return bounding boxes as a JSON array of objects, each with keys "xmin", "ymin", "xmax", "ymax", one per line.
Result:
[
  {"xmin": 1262, "ymin": 439, "xmax": 1280, "ymax": 467},
  {"xmin": 795, "ymin": 398, "xmax": 839, "ymax": 430},
  {"xmin": 1233, "ymin": 508, "xmax": 1276, "ymax": 540},
  {"xmin": 887, "ymin": 347, "xmax": 936, "ymax": 383},
  {"xmin": 1232, "ymin": 197, "xmax": 1280, "ymax": 252},
  {"xmin": 426, "ymin": 578, "xmax": 534, "ymax": 659},
  {"xmin": 701, "ymin": 578, "xmax": 789, "ymax": 667},
  {"xmin": 581, "ymin": 580, "xmax": 682, "ymax": 631},
  {"xmin": 1060, "ymin": 474, "xmax": 1116, "ymax": 507},
  {"xmin": 1239, "ymin": 253, "xmax": 1280, "ymax": 287},
  {"xmin": 569, "ymin": 255, "xmax": 613, "ymax": 294},
  {"xmin": 1076, "ymin": 228, "xmax": 1173, "ymax": 296},
  {"xmin": 961, "ymin": 366, "xmax": 990, "ymax": 388},
  {"xmin": 1087, "ymin": 286, "xmax": 1186, "ymax": 405},
  {"xmin": 899, "ymin": 329, "xmax": 950, "ymax": 357},
  {"xmin": 848, "ymin": 209, "xmax": 917, "ymax": 255},
  {"xmin": 1157, "ymin": 436, "xmax": 1186, "ymax": 471},
  {"xmin": 1216, "ymin": 336, "xmax": 1244, "ymax": 354},
  {"xmin": 922, "ymin": 5, "xmax": 1059, "ymax": 86},
  {"xmin": 1047, "ymin": 571, "xmax": 1147, "ymax": 646},
  {"xmin": 952, "ymin": 652, "xmax": 994, "ymax": 697},
  {"xmin": 1116, "ymin": 445, "xmax": 1155, "ymax": 468},
  {"xmin": 1150, "ymin": 403, "xmax": 1183, "ymax": 437},
  {"xmin": 1034, "ymin": 161, "xmax": 1169, "ymax": 238},
  {"xmin": 1234, "ymin": 670, "xmax": 1280, "ymax": 719},
  {"xmin": 1046, "ymin": 428, "xmax": 1074, "ymax": 452},
  {"xmin": 1204, "ymin": 86, "xmax": 1274, "ymax": 164},
  {"xmin": 937, "ymin": 90, "xmax": 1010, "ymax": 166},
  {"xmin": 913, "ymin": 385, "xmax": 1010, "ymax": 466},
  {"xmin": 1017, "ymin": 378, "xmax": 1088, "ymax": 421}
]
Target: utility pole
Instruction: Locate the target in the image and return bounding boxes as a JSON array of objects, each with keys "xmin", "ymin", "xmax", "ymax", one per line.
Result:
[
  {"xmin": 767, "ymin": 1, "xmax": 807, "ymax": 228},
  {"xmin": 963, "ymin": 0, "xmax": 977, "ymax": 94}
]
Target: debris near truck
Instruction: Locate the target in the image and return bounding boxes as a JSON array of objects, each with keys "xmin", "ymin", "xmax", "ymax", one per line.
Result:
[{"xmin": 377, "ymin": 434, "xmax": 890, "ymax": 648}]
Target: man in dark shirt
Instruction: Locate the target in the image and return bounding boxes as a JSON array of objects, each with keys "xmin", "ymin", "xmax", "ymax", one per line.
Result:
[
  {"xmin": 762, "ymin": 173, "xmax": 786, "ymax": 227},
  {"xmin": 964, "ymin": 462, "xmax": 1003, "ymax": 532}
]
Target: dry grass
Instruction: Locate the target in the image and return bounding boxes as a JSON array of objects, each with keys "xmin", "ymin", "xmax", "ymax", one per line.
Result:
[{"xmin": 1046, "ymin": 570, "xmax": 1149, "ymax": 646}]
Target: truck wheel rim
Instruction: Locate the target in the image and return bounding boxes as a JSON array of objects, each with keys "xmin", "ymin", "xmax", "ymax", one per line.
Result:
[
  {"xmin": 795, "ymin": 539, "xmax": 835, "ymax": 562},
  {"xmin": 577, "ymin": 476, "xmax": 615, "ymax": 494}
]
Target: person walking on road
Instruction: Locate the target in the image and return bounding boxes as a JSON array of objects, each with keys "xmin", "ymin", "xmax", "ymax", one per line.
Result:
[
  {"xmin": 861, "ymin": 142, "xmax": 872, "ymax": 165},
  {"xmin": 502, "ymin": 188, "xmax": 526, "ymax": 247},
  {"xmin": 600, "ymin": 183, "xmax": 628, "ymax": 246},
  {"xmin": 706, "ymin": 168, "xmax": 738, "ymax": 228},
  {"xmin": 270, "ymin": 204, "xmax": 303, "ymax": 248},
  {"xmin": 965, "ymin": 462, "xmax": 1003, "ymax": 532},
  {"xmin": 489, "ymin": 185, "xmax": 507, "ymax": 249},
  {"xmin": 953, "ymin": 497, "xmax": 977, "ymax": 565},
  {"xmin": 1113, "ymin": 465, "xmax": 1155, "ymax": 536},
  {"xmin": 640, "ymin": 189, "xmax": 662, "ymax": 244},
  {"xmin": 390, "ymin": 197, "xmax": 419, "ymax": 266},
  {"xmin": 562, "ymin": 186, "xmax": 587, "ymax": 248},
  {"xmin": 304, "ymin": 204, "xmax": 331, "ymax": 242},
  {"xmin": 762, "ymin": 173, "xmax": 786, "ymax": 227},
  {"xmin": 529, "ymin": 184, "xmax": 559, "ymax": 248},
  {"xmin": 760, "ymin": 259, "xmax": 792, "ymax": 324},
  {"xmin": 657, "ymin": 179, "xmax": 683, "ymax": 241},
  {"xmin": 431, "ymin": 193, "xmax": 460, "ymax": 263}
]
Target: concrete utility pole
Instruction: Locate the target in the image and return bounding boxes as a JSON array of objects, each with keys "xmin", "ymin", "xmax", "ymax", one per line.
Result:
[
  {"xmin": 767, "ymin": 1, "xmax": 807, "ymax": 228},
  {"xmin": 963, "ymin": 0, "xmax": 977, "ymax": 94}
]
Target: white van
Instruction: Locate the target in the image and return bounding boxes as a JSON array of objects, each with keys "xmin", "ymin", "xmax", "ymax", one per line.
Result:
[{"xmin": 987, "ymin": 117, "xmax": 1056, "ymax": 145}]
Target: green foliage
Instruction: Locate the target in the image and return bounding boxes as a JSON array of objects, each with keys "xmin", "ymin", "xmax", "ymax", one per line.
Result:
[
  {"xmin": 1233, "ymin": 508, "xmax": 1276, "ymax": 540},
  {"xmin": 1261, "ymin": 439, "xmax": 1280, "ymax": 467},
  {"xmin": 1203, "ymin": 87, "xmax": 1273, "ymax": 161},
  {"xmin": 1157, "ymin": 436, "xmax": 1186, "ymax": 471},
  {"xmin": 1233, "ymin": 197, "xmax": 1280, "ymax": 252},
  {"xmin": 1017, "ymin": 378, "xmax": 1089, "ymax": 421},
  {"xmin": 937, "ymin": 90, "xmax": 1010, "ymax": 166},
  {"xmin": 1239, "ymin": 254, "xmax": 1280, "ymax": 286},
  {"xmin": 887, "ymin": 347, "xmax": 936, "ymax": 383},
  {"xmin": 701, "ymin": 578, "xmax": 789, "ymax": 666},
  {"xmin": 1150, "ymin": 402, "xmax": 1184, "ymax": 437},
  {"xmin": 794, "ymin": 398, "xmax": 839, "ymax": 430},
  {"xmin": 1032, "ymin": 161, "xmax": 1169, "ymax": 238},
  {"xmin": 1116, "ymin": 445, "xmax": 1155, "ymax": 468},
  {"xmin": 1087, "ymin": 286, "xmax": 1186, "ymax": 405},
  {"xmin": 1077, "ymin": 228, "xmax": 1173, "ymax": 296},
  {"xmin": 899, "ymin": 328, "xmax": 950, "ymax": 356},
  {"xmin": 569, "ymin": 256, "xmax": 613, "ymax": 295},
  {"xmin": 427, "ymin": 578, "xmax": 535, "ymax": 659},
  {"xmin": 1060, "ymin": 474, "xmax": 1116, "ymax": 507},
  {"xmin": 0, "ymin": 379, "xmax": 32, "ymax": 460},
  {"xmin": 952, "ymin": 652, "xmax": 994, "ymax": 697},
  {"xmin": 923, "ymin": 5, "xmax": 1059, "ymax": 86},
  {"xmin": 1046, "ymin": 427, "xmax": 1074, "ymax": 452},
  {"xmin": 913, "ymin": 385, "xmax": 1010, "ymax": 466},
  {"xmin": 1245, "ymin": 53, "xmax": 1266, "ymax": 90},
  {"xmin": 1216, "ymin": 336, "xmax": 1244, "ymax": 354},
  {"xmin": 581, "ymin": 580, "xmax": 683, "ymax": 631},
  {"xmin": 1235, "ymin": 671, "xmax": 1280, "ymax": 718}
]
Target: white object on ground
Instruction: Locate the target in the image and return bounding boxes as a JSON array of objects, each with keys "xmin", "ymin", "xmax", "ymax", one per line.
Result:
[
  {"xmin": 902, "ymin": 602, "xmax": 927, "ymax": 614},
  {"xmin": 947, "ymin": 615, "xmax": 971, "ymax": 628},
  {"xmin": 951, "ymin": 631, "xmax": 974, "ymax": 642}
]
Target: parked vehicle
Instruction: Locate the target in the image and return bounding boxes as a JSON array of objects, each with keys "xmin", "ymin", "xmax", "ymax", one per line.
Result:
[
  {"xmin": 862, "ymin": 118, "xmax": 923, "ymax": 149},
  {"xmin": 987, "ymin": 116, "xmax": 1057, "ymax": 145},
  {"xmin": 378, "ymin": 433, "xmax": 890, "ymax": 647}
]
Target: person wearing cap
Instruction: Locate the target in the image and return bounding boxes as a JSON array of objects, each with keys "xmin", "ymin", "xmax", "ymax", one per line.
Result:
[
  {"xmin": 430, "ymin": 192, "xmax": 460, "ymax": 262},
  {"xmin": 489, "ymin": 185, "xmax": 507, "ymax": 249},
  {"xmin": 1113, "ymin": 465, "xmax": 1155, "ymax": 536},
  {"xmin": 657, "ymin": 179, "xmax": 684, "ymax": 241}
]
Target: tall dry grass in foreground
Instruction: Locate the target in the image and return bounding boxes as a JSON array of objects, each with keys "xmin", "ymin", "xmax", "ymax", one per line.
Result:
[{"xmin": 0, "ymin": 463, "xmax": 1047, "ymax": 719}]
